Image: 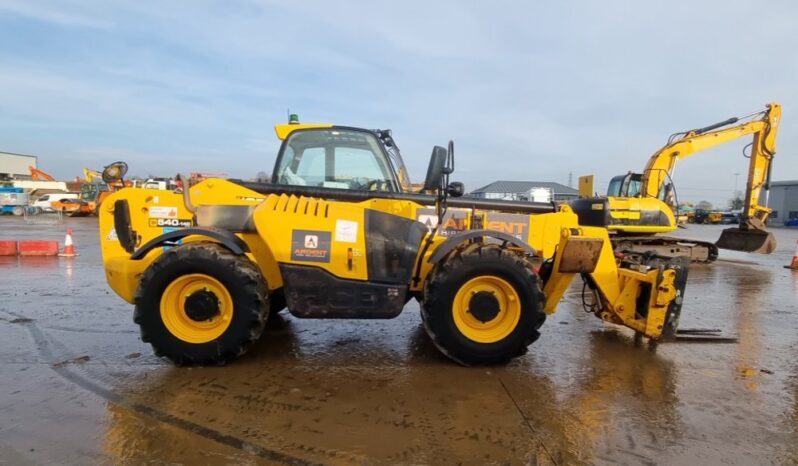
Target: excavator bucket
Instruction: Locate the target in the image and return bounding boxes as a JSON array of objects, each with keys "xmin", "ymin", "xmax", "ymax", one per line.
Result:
[{"xmin": 716, "ymin": 227, "xmax": 776, "ymax": 254}]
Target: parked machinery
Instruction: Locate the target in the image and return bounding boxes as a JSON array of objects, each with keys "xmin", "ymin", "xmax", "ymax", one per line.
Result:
[
  {"xmin": 0, "ymin": 186, "xmax": 28, "ymax": 215},
  {"xmin": 66, "ymin": 162, "xmax": 131, "ymax": 216},
  {"xmin": 571, "ymin": 103, "xmax": 781, "ymax": 262},
  {"xmin": 99, "ymin": 121, "xmax": 692, "ymax": 366}
]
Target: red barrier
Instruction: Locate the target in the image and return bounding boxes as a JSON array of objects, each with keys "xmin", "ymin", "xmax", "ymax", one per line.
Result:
[
  {"xmin": 18, "ymin": 240, "xmax": 59, "ymax": 256},
  {"xmin": 0, "ymin": 240, "xmax": 17, "ymax": 256}
]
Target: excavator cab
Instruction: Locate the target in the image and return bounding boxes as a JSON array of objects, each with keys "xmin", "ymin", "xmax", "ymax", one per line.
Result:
[{"xmin": 607, "ymin": 173, "xmax": 642, "ymax": 197}]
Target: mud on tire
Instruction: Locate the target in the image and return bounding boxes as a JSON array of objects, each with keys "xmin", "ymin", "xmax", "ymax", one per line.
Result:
[
  {"xmin": 134, "ymin": 242, "xmax": 269, "ymax": 365},
  {"xmin": 421, "ymin": 243, "xmax": 545, "ymax": 365}
]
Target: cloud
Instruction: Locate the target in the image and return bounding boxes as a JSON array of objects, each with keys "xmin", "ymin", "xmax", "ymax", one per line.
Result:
[
  {"xmin": 0, "ymin": 0, "xmax": 114, "ymax": 29},
  {"xmin": 0, "ymin": 0, "xmax": 796, "ymax": 206}
]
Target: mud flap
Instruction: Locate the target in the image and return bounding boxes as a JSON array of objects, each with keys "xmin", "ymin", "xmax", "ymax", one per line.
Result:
[
  {"xmin": 716, "ymin": 227, "xmax": 776, "ymax": 254},
  {"xmin": 659, "ymin": 256, "xmax": 689, "ymax": 340}
]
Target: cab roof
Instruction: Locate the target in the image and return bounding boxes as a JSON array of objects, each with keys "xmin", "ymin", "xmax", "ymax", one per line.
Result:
[{"xmin": 274, "ymin": 123, "xmax": 334, "ymax": 140}]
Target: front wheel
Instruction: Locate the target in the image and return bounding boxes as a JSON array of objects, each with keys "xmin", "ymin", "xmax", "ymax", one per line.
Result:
[
  {"xmin": 134, "ymin": 242, "xmax": 269, "ymax": 365},
  {"xmin": 422, "ymin": 243, "xmax": 545, "ymax": 365}
]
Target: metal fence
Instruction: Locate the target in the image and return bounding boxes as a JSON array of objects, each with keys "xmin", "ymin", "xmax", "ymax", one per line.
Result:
[{"xmin": 23, "ymin": 207, "xmax": 63, "ymax": 225}]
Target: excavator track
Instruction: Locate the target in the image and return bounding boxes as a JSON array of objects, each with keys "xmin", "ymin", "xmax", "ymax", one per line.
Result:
[{"xmin": 612, "ymin": 236, "xmax": 719, "ymax": 263}]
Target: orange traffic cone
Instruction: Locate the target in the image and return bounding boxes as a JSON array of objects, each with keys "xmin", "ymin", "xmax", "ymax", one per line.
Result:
[
  {"xmin": 785, "ymin": 240, "xmax": 798, "ymax": 270},
  {"xmin": 59, "ymin": 228, "xmax": 78, "ymax": 257}
]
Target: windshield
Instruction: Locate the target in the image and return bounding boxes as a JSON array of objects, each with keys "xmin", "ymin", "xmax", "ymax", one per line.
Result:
[
  {"xmin": 275, "ymin": 129, "xmax": 398, "ymax": 191},
  {"xmin": 80, "ymin": 184, "xmax": 108, "ymax": 200},
  {"xmin": 607, "ymin": 174, "xmax": 642, "ymax": 197},
  {"xmin": 607, "ymin": 175, "xmax": 625, "ymax": 197}
]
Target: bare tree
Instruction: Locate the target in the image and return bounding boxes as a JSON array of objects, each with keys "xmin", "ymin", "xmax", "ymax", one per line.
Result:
[
  {"xmin": 728, "ymin": 192, "xmax": 743, "ymax": 210},
  {"xmin": 696, "ymin": 200, "xmax": 713, "ymax": 210}
]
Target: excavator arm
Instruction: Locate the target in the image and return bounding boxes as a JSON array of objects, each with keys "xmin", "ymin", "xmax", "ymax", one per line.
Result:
[
  {"xmin": 640, "ymin": 102, "xmax": 780, "ymax": 202},
  {"xmin": 83, "ymin": 167, "xmax": 103, "ymax": 183},
  {"xmin": 639, "ymin": 102, "xmax": 781, "ymax": 253},
  {"xmin": 29, "ymin": 166, "xmax": 56, "ymax": 181}
]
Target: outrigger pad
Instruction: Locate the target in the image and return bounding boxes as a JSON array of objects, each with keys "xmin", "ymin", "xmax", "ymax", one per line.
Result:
[{"xmin": 716, "ymin": 228, "xmax": 776, "ymax": 254}]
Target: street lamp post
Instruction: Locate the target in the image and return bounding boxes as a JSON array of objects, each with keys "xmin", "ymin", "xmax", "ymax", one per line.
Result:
[{"xmin": 733, "ymin": 173, "xmax": 741, "ymax": 210}]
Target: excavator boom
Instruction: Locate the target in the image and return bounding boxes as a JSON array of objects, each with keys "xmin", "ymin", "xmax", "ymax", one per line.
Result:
[
  {"xmin": 646, "ymin": 103, "xmax": 781, "ymax": 253},
  {"xmin": 28, "ymin": 166, "xmax": 56, "ymax": 181},
  {"xmin": 640, "ymin": 103, "xmax": 780, "ymax": 211}
]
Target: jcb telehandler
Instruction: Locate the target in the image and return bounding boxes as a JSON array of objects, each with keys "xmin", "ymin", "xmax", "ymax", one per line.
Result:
[{"xmin": 100, "ymin": 121, "xmax": 690, "ymax": 365}]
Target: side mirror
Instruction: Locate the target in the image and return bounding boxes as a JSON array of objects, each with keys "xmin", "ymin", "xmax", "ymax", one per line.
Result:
[
  {"xmin": 446, "ymin": 182, "xmax": 464, "ymax": 198},
  {"xmin": 423, "ymin": 146, "xmax": 447, "ymax": 191}
]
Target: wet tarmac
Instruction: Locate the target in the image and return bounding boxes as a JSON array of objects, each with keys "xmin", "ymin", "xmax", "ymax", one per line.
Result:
[{"xmin": 1, "ymin": 217, "xmax": 798, "ymax": 465}]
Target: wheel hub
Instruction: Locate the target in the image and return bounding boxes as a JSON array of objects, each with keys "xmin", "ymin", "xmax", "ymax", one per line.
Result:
[
  {"xmin": 184, "ymin": 290, "xmax": 220, "ymax": 321},
  {"xmin": 468, "ymin": 291, "xmax": 500, "ymax": 323}
]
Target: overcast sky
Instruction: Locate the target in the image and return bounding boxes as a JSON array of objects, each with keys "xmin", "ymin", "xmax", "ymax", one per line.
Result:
[{"xmin": 1, "ymin": 0, "xmax": 796, "ymax": 206}]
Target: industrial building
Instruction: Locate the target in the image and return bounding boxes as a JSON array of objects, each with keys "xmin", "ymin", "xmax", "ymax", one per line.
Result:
[
  {"xmin": 0, "ymin": 151, "xmax": 37, "ymax": 180},
  {"xmin": 469, "ymin": 180, "xmax": 579, "ymax": 203},
  {"xmin": 768, "ymin": 180, "xmax": 798, "ymax": 225}
]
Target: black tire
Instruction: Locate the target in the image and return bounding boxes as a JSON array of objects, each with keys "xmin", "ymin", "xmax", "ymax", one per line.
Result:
[
  {"xmin": 134, "ymin": 242, "xmax": 269, "ymax": 365},
  {"xmin": 421, "ymin": 243, "xmax": 545, "ymax": 365}
]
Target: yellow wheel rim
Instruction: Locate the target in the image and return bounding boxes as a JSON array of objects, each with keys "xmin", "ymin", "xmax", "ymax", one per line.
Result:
[
  {"xmin": 452, "ymin": 275, "xmax": 521, "ymax": 344},
  {"xmin": 160, "ymin": 273, "xmax": 234, "ymax": 344}
]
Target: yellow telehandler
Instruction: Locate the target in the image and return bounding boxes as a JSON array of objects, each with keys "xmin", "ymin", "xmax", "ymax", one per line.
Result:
[
  {"xmin": 571, "ymin": 102, "xmax": 780, "ymax": 262},
  {"xmin": 99, "ymin": 121, "xmax": 692, "ymax": 365}
]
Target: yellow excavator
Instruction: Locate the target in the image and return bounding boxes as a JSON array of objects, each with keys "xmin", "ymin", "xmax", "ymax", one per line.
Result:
[
  {"xmin": 83, "ymin": 167, "xmax": 103, "ymax": 183},
  {"xmin": 571, "ymin": 102, "xmax": 780, "ymax": 262}
]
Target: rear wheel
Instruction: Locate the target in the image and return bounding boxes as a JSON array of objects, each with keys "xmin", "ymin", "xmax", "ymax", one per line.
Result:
[
  {"xmin": 11, "ymin": 206, "xmax": 23, "ymax": 216},
  {"xmin": 422, "ymin": 243, "xmax": 545, "ymax": 365},
  {"xmin": 134, "ymin": 242, "xmax": 269, "ymax": 365}
]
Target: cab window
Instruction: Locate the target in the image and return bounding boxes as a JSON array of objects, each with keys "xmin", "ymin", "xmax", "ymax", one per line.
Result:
[
  {"xmin": 607, "ymin": 174, "xmax": 642, "ymax": 197},
  {"xmin": 275, "ymin": 129, "xmax": 396, "ymax": 191},
  {"xmin": 626, "ymin": 178, "xmax": 642, "ymax": 197},
  {"xmin": 607, "ymin": 175, "xmax": 625, "ymax": 197}
]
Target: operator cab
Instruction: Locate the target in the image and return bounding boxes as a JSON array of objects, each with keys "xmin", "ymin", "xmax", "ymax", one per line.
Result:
[
  {"xmin": 607, "ymin": 172, "xmax": 643, "ymax": 197},
  {"xmin": 272, "ymin": 124, "xmax": 412, "ymax": 193},
  {"xmin": 81, "ymin": 183, "xmax": 109, "ymax": 201},
  {"xmin": 607, "ymin": 171, "xmax": 676, "ymax": 208}
]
